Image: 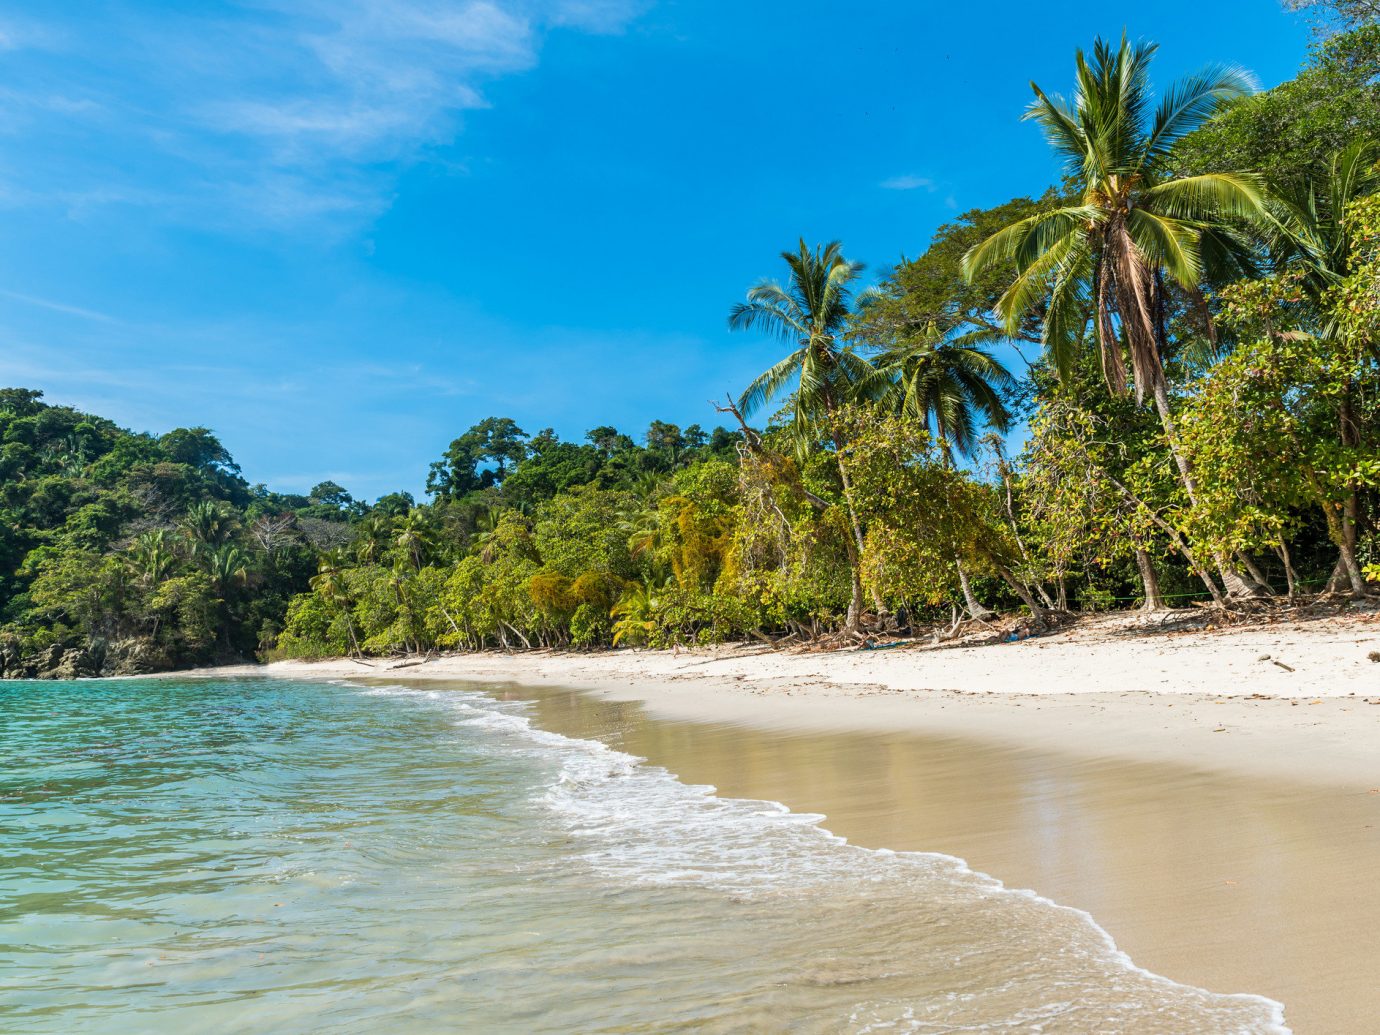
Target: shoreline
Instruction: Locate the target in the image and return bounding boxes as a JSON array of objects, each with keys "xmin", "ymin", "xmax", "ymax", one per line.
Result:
[
  {"xmin": 202, "ymin": 610, "xmax": 1380, "ymax": 788},
  {"xmin": 193, "ymin": 613, "xmax": 1380, "ymax": 1031}
]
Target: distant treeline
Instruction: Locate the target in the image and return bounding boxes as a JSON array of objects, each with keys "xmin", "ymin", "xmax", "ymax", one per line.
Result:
[{"xmin": 4, "ymin": 24, "xmax": 1379, "ymax": 675}]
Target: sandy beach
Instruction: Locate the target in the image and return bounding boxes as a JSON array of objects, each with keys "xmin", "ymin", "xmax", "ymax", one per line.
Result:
[
  {"xmin": 205, "ymin": 610, "xmax": 1380, "ymax": 1032},
  {"xmin": 242, "ymin": 609, "xmax": 1380, "ymax": 785}
]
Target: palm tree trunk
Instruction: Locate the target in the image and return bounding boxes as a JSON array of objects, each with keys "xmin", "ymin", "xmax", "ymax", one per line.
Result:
[
  {"xmin": 1135, "ymin": 548, "xmax": 1167, "ymax": 611},
  {"xmin": 996, "ymin": 460, "xmax": 1057, "ymax": 610},
  {"xmin": 1275, "ymin": 538, "xmax": 1298, "ymax": 599},
  {"xmin": 1331, "ymin": 510, "xmax": 1367, "ymax": 593},
  {"xmin": 992, "ymin": 561, "xmax": 1045, "ymax": 626},
  {"xmin": 1115, "ymin": 249, "xmax": 1259, "ymax": 601},
  {"xmin": 1337, "ymin": 395, "xmax": 1369, "ymax": 594},
  {"xmin": 1107, "ymin": 473, "xmax": 1226, "ymax": 607},
  {"xmin": 956, "ymin": 559, "xmax": 994, "ymax": 619},
  {"xmin": 1237, "ymin": 552, "xmax": 1274, "ymax": 595}
]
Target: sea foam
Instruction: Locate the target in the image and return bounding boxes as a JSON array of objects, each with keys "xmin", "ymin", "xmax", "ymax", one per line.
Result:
[{"xmin": 348, "ymin": 680, "xmax": 1291, "ymax": 1035}]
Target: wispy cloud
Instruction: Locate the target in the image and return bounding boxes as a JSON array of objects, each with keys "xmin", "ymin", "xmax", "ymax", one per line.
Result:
[
  {"xmin": 0, "ymin": 289, "xmax": 119, "ymax": 323},
  {"xmin": 0, "ymin": 1, "xmax": 645, "ymax": 233},
  {"xmin": 880, "ymin": 174, "xmax": 935, "ymax": 191}
]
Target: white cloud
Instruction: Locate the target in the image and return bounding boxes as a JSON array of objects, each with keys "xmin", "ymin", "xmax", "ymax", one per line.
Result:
[
  {"xmin": 880, "ymin": 174, "xmax": 936, "ymax": 191},
  {"xmin": 0, "ymin": 1, "xmax": 645, "ymax": 232}
]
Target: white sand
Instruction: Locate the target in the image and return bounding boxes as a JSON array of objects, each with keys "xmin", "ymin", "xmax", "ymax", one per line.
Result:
[{"xmin": 210, "ymin": 610, "xmax": 1380, "ymax": 787}]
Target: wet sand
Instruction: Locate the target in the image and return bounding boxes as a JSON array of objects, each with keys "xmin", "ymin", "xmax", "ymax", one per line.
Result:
[{"xmin": 505, "ymin": 684, "xmax": 1379, "ymax": 1034}]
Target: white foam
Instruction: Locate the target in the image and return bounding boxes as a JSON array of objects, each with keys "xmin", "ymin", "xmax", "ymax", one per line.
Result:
[{"xmin": 348, "ymin": 680, "xmax": 1291, "ymax": 1034}]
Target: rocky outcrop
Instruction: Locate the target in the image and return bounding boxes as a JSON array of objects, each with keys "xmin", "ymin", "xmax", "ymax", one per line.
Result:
[
  {"xmin": 102, "ymin": 638, "xmax": 174, "ymax": 676},
  {"xmin": 0, "ymin": 636, "xmax": 184, "ymax": 679}
]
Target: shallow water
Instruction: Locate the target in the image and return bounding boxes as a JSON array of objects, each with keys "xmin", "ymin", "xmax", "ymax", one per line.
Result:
[{"xmin": 1, "ymin": 677, "xmax": 1287, "ymax": 1033}]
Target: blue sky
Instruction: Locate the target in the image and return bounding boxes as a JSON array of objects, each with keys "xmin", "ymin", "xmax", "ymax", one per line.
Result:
[{"xmin": 0, "ymin": 1, "xmax": 1312, "ymax": 501}]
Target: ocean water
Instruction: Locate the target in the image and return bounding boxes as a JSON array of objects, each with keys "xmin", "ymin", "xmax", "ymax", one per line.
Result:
[{"xmin": 1, "ymin": 676, "xmax": 1288, "ymax": 1034}]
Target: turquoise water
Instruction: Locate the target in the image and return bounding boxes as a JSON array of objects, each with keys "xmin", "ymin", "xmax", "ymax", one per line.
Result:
[{"xmin": 1, "ymin": 677, "xmax": 1288, "ymax": 1033}]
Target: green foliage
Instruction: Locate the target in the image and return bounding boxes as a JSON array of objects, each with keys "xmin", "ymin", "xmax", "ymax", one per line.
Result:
[
  {"xmin": 0, "ymin": 389, "xmax": 325, "ymax": 675},
  {"xmin": 1175, "ymin": 26, "xmax": 1380, "ymax": 188}
]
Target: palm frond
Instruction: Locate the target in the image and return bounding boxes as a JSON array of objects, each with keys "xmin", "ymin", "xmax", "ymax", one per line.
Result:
[
  {"xmin": 992, "ymin": 227, "xmax": 1090, "ymax": 333},
  {"xmin": 1144, "ymin": 64, "xmax": 1255, "ymax": 161},
  {"xmin": 1127, "ymin": 208, "xmax": 1202, "ymax": 287},
  {"xmin": 727, "ymin": 295, "xmax": 806, "ymax": 343},
  {"xmin": 962, "ymin": 206, "xmax": 1098, "ymax": 280},
  {"xmin": 737, "ymin": 348, "xmax": 805, "ymax": 417},
  {"xmin": 1142, "ymin": 172, "xmax": 1267, "ymax": 222}
]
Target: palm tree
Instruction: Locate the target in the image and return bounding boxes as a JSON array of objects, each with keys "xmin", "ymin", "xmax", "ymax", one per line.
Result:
[
  {"xmin": 878, "ymin": 327, "xmax": 1014, "ymax": 460},
  {"xmin": 731, "ymin": 240, "xmax": 886, "ymax": 449},
  {"xmin": 353, "ymin": 514, "xmax": 393, "ymax": 565},
  {"xmin": 728, "ymin": 239, "xmax": 887, "ymax": 631},
  {"xmin": 180, "ymin": 501, "xmax": 236, "ymax": 554},
  {"xmin": 963, "ymin": 35, "xmax": 1269, "ymax": 598},
  {"xmin": 964, "ymin": 36, "xmax": 1263, "ymax": 408},
  {"xmin": 1265, "ymin": 140, "xmax": 1380, "ymax": 591},
  {"xmin": 205, "ymin": 545, "xmax": 250, "ymax": 598},
  {"xmin": 393, "ymin": 511, "xmax": 435, "ymax": 572},
  {"xmin": 877, "ymin": 328, "xmax": 1016, "ymax": 617},
  {"xmin": 310, "ymin": 551, "xmax": 361, "ymax": 656},
  {"xmin": 204, "ymin": 544, "xmax": 250, "ymax": 652},
  {"xmin": 129, "ymin": 530, "xmax": 175, "ymax": 588},
  {"xmin": 1267, "ymin": 139, "xmax": 1380, "ymax": 329}
]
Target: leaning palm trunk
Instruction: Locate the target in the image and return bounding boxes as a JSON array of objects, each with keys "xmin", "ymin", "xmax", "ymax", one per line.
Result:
[
  {"xmin": 990, "ymin": 560, "xmax": 1047, "ymax": 626},
  {"xmin": 1147, "ymin": 377, "xmax": 1266, "ymax": 599},
  {"xmin": 1117, "ymin": 241, "xmax": 1266, "ymax": 601},
  {"xmin": 955, "ymin": 559, "xmax": 994, "ymax": 620}
]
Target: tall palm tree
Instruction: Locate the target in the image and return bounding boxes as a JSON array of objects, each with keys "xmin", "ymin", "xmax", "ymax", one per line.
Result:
[
  {"xmin": 731, "ymin": 240, "xmax": 888, "ymax": 448},
  {"xmin": 393, "ymin": 511, "xmax": 435, "ymax": 572},
  {"xmin": 963, "ymin": 35, "xmax": 1269, "ymax": 597},
  {"xmin": 353, "ymin": 514, "xmax": 393, "ymax": 565},
  {"xmin": 728, "ymin": 239, "xmax": 886, "ymax": 631},
  {"xmin": 964, "ymin": 36, "xmax": 1263, "ymax": 410}
]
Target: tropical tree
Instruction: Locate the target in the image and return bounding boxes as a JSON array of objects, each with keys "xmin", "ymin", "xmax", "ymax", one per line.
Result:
[
  {"xmin": 963, "ymin": 35, "xmax": 1270, "ymax": 597},
  {"xmin": 393, "ymin": 511, "xmax": 436, "ymax": 572},
  {"xmin": 310, "ymin": 551, "xmax": 361, "ymax": 656},
  {"xmin": 728, "ymin": 239, "xmax": 887, "ymax": 630},
  {"xmin": 875, "ymin": 329, "xmax": 1015, "ymax": 616},
  {"xmin": 128, "ymin": 529, "xmax": 176, "ymax": 588},
  {"xmin": 205, "ymin": 545, "xmax": 250, "ymax": 598},
  {"xmin": 878, "ymin": 329, "xmax": 1014, "ymax": 460},
  {"xmin": 1263, "ymin": 141, "xmax": 1380, "ymax": 588},
  {"xmin": 180, "ymin": 500, "xmax": 237, "ymax": 552},
  {"xmin": 964, "ymin": 35, "xmax": 1263, "ymax": 406},
  {"xmin": 1266, "ymin": 139, "xmax": 1380, "ymax": 323}
]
